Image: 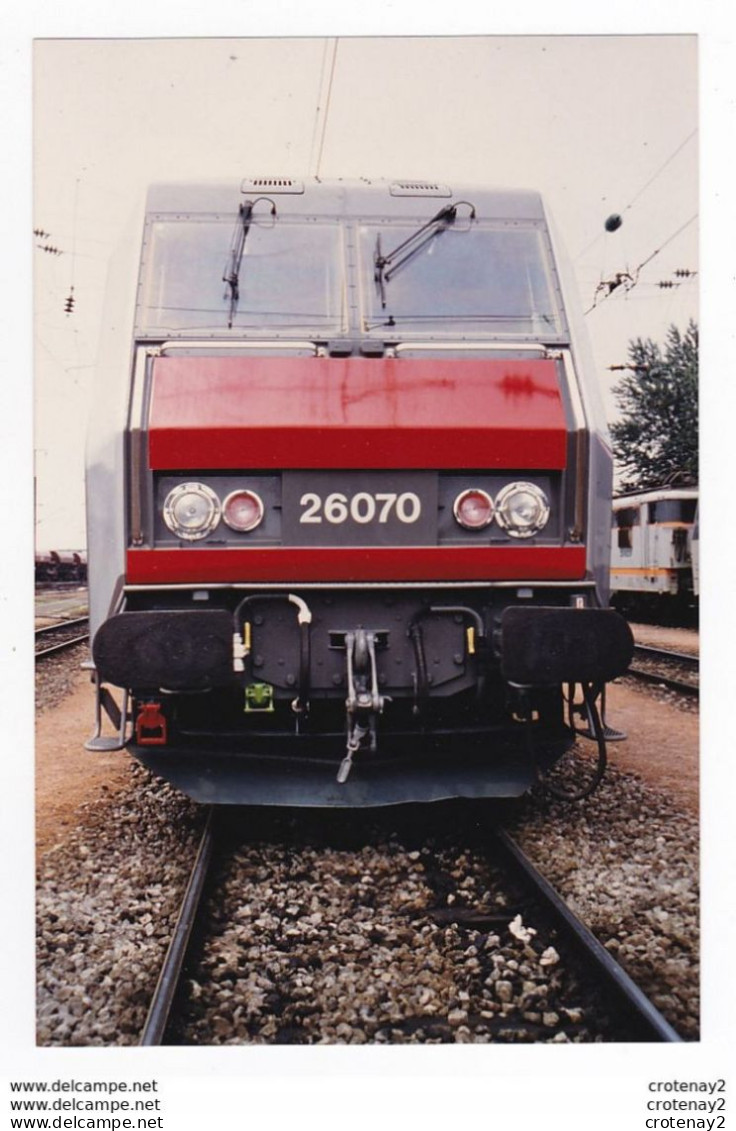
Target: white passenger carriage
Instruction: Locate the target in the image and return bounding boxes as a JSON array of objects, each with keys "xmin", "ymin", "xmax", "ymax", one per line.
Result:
[{"xmin": 611, "ymin": 486, "xmax": 698, "ymax": 611}]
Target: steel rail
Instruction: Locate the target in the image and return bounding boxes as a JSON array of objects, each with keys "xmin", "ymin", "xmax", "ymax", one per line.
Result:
[
  {"xmin": 35, "ymin": 617, "xmax": 90, "ymax": 638},
  {"xmin": 492, "ymin": 828, "xmax": 683, "ymax": 1042},
  {"xmin": 627, "ymin": 666, "xmax": 699, "ymax": 698},
  {"xmin": 35, "ymin": 581, "xmax": 86, "ymax": 591},
  {"xmin": 139, "ymin": 810, "xmax": 216, "ymax": 1046},
  {"xmin": 633, "ymin": 643, "xmax": 699, "ymax": 669},
  {"xmin": 35, "ymin": 634, "xmax": 90, "ymax": 660}
]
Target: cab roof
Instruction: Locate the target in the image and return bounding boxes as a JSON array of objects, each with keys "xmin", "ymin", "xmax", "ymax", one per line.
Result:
[{"xmin": 145, "ymin": 177, "xmax": 547, "ymax": 222}]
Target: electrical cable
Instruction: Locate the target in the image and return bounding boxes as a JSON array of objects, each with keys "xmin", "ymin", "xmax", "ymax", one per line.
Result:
[
  {"xmin": 585, "ymin": 212, "xmax": 698, "ymax": 314},
  {"xmin": 574, "ymin": 128, "xmax": 698, "ymax": 263},
  {"xmin": 64, "ymin": 177, "xmax": 80, "ymax": 315},
  {"xmin": 315, "ymin": 39, "xmax": 339, "ymax": 179},
  {"xmin": 624, "ymin": 128, "xmax": 697, "ymax": 214},
  {"xmin": 307, "ymin": 39, "xmax": 331, "ymax": 178}
]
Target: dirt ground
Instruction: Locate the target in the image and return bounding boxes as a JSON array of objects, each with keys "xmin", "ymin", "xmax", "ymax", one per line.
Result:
[
  {"xmin": 36, "ymin": 673, "xmax": 131, "ymax": 858},
  {"xmin": 599, "ymin": 681, "xmax": 698, "ymax": 812},
  {"xmin": 35, "ymin": 658, "xmax": 699, "ymax": 859}
]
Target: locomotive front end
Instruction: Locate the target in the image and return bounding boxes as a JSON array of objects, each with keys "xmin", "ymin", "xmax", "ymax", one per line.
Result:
[{"xmin": 86, "ymin": 179, "xmax": 632, "ymax": 805}]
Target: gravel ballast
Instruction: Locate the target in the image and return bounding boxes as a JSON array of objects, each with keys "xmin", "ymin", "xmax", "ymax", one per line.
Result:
[
  {"xmin": 171, "ymin": 812, "xmax": 631, "ymax": 1045},
  {"xmin": 36, "ymin": 761, "xmax": 698, "ymax": 1046},
  {"xmin": 37, "ymin": 766, "xmax": 203, "ymax": 1046},
  {"xmin": 36, "ymin": 643, "xmax": 90, "ymax": 714},
  {"xmin": 509, "ymin": 773, "xmax": 699, "ymax": 1039}
]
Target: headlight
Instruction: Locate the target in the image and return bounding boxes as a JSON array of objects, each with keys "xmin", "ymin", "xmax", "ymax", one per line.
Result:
[
  {"xmin": 163, "ymin": 482, "xmax": 221, "ymax": 541},
  {"xmin": 222, "ymin": 489, "xmax": 264, "ymax": 532},
  {"xmin": 495, "ymin": 482, "xmax": 550, "ymax": 539},
  {"xmin": 453, "ymin": 488, "xmax": 494, "ymax": 530}
]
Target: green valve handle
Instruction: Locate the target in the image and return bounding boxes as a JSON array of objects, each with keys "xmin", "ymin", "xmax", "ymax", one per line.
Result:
[{"xmin": 244, "ymin": 682, "xmax": 275, "ymax": 713}]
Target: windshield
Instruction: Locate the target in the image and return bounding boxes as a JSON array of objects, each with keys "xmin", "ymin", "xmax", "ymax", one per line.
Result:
[
  {"xmin": 359, "ymin": 220, "xmax": 564, "ymax": 337},
  {"xmin": 136, "ymin": 216, "xmax": 345, "ymax": 337}
]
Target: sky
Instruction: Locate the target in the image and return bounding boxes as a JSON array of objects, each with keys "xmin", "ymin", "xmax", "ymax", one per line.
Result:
[{"xmin": 31, "ymin": 34, "xmax": 699, "ymax": 550}]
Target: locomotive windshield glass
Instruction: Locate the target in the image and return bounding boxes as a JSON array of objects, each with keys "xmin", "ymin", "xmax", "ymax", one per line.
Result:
[
  {"xmin": 136, "ymin": 216, "xmax": 345, "ymax": 336},
  {"xmin": 359, "ymin": 220, "xmax": 564, "ymax": 338}
]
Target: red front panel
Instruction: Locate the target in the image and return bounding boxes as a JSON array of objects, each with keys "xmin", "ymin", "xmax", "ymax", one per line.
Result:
[
  {"xmin": 147, "ymin": 355, "xmax": 569, "ymax": 470},
  {"xmin": 127, "ymin": 546, "xmax": 587, "ymax": 584},
  {"xmin": 139, "ymin": 355, "xmax": 578, "ymax": 584}
]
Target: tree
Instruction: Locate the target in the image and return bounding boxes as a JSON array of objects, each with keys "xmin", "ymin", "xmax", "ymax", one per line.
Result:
[{"xmin": 609, "ymin": 320, "xmax": 698, "ymax": 491}]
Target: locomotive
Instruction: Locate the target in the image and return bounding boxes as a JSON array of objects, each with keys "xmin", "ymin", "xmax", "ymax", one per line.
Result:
[
  {"xmin": 610, "ymin": 485, "xmax": 698, "ymax": 618},
  {"xmin": 85, "ymin": 177, "xmax": 633, "ymax": 805}
]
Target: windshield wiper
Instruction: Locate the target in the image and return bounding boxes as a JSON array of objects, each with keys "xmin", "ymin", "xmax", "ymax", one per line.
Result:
[
  {"xmin": 222, "ymin": 196, "xmax": 276, "ymax": 328},
  {"xmin": 373, "ymin": 200, "xmax": 476, "ymax": 308}
]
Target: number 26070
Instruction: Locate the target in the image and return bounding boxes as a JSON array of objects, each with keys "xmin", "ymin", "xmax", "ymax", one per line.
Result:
[{"xmin": 299, "ymin": 491, "xmax": 422, "ymax": 525}]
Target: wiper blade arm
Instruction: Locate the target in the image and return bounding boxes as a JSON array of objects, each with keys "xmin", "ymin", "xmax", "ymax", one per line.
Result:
[
  {"xmin": 374, "ymin": 233, "xmax": 387, "ymax": 309},
  {"xmin": 222, "ymin": 196, "xmax": 276, "ymax": 328},
  {"xmin": 223, "ymin": 201, "xmax": 252, "ymax": 329},
  {"xmin": 374, "ymin": 200, "xmax": 476, "ymax": 308}
]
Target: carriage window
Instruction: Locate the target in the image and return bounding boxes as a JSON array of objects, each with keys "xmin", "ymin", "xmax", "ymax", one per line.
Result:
[
  {"xmin": 614, "ymin": 506, "xmax": 639, "ymax": 551},
  {"xmin": 649, "ymin": 499, "xmax": 698, "ymax": 523},
  {"xmin": 614, "ymin": 507, "xmax": 640, "ymax": 528},
  {"xmin": 136, "ymin": 216, "xmax": 345, "ymax": 337}
]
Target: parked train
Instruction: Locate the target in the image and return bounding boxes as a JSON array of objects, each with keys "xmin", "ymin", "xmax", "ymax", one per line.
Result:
[
  {"xmin": 85, "ymin": 177, "xmax": 633, "ymax": 805},
  {"xmin": 691, "ymin": 504, "xmax": 699, "ymax": 599},
  {"xmin": 35, "ymin": 550, "xmax": 87, "ymax": 586},
  {"xmin": 610, "ymin": 486, "xmax": 698, "ymax": 618}
]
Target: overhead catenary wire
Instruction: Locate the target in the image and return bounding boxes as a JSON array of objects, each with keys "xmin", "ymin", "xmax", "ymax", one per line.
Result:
[
  {"xmin": 634, "ymin": 213, "xmax": 698, "ymax": 275},
  {"xmin": 574, "ymin": 128, "xmax": 698, "ymax": 264},
  {"xmin": 307, "ymin": 40, "xmax": 331, "ymax": 178},
  {"xmin": 623, "ymin": 129, "xmax": 697, "ymax": 214},
  {"xmin": 314, "ymin": 39, "xmax": 339, "ymax": 180},
  {"xmin": 64, "ymin": 178, "xmax": 81, "ymax": 316},
  {"xmin": 584, "ymin": 212, "xmax": 698, "ymax": 315}
]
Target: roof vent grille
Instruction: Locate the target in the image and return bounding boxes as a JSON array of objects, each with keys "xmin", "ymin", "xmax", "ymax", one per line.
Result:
[
  {"xmin": 390, "ymin": 181, "xmax": 452, "ymax": 198},
  {"xmin": 241, "ymin": 178, "xmax": 305, "ymax": 194}
]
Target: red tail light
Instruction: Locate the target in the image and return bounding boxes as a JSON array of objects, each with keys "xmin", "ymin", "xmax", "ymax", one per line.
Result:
[
  {"xmin": 222, "ymin": 489, "xmax": 264, "ymax": 532},
  {"xmin": 453, "ymin": 489, "xmax": 494, "ymax": 530}
]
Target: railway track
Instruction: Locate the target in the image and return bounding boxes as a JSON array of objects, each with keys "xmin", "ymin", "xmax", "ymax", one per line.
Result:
[
  {"xmin": 35, "ymin": 617, "xmax": 90, "ymax": 660},
  {"xmin": 140, "ymin": 808, "xmax": 682, "ymax": 1045},
  {"xmin": 35, "ymin": 581, "xmax": 87, "ymax": 592},
  {"xmin": 628, "ymin": 643, "xmax": 699, "ymax": 698},
  {"xmin": 491, "ymin": 830, "xmax": 680, "ymax": 1041},
  {"xmin": 141, "ymin": 810, "xmax": 216, "ymax": 1046}
]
